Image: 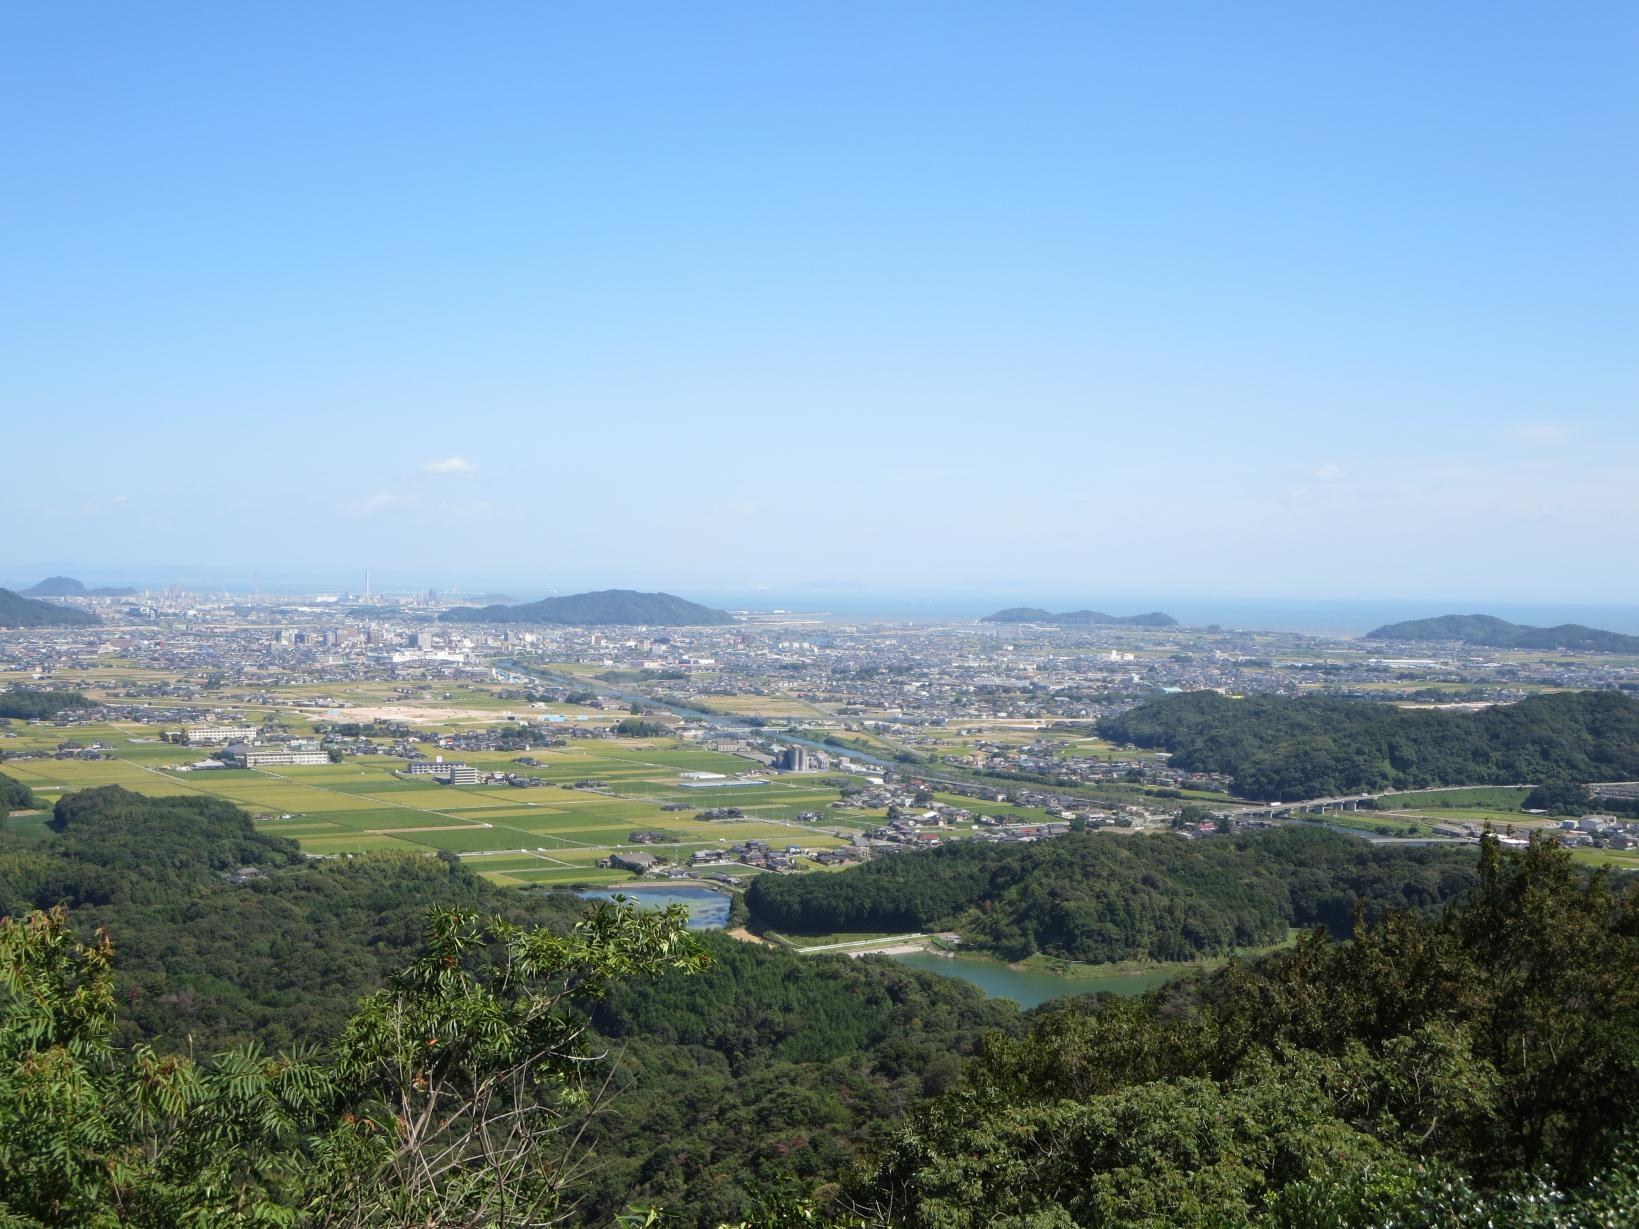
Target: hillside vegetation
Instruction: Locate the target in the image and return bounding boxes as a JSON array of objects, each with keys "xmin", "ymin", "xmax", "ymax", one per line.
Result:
[
  {"xmin": 0, "ymin": 782, "xmax": 1017, "ymax": 1223},
  {"xmin": 1365, "ymin": 613, "xmax": 1639, "ymax": 653},
  {"xmin": 747, "ymin": 827, "xmax": 1477, "ymax": 962},
  {"xmin": 846, "ymin": 835, "xmax": 1639, "ymax": 1227},
  {"xmin": 0, "ymin": 587, "xmax": 100, "ymax": 628},
  {"xmin": 0, "ymin": 784, "xmax": 591, "ymax": 1050},
  {"xmin": 0, "ymin": 689, "xmax": 95, "ymax": 720},
  {"xmin": 0, "ymin": 773, "xmax": 36, "ymax": 812},
  {"xmin": 579, "ymin": 935, "xmax": 1016, "ymax": 1222},
  {"xmin": 440, "ymin": 588, "xmax": 734, "ymax": 625},
  {"xmin": 6, "ymin": 794, "xmax": 1636, "ymax": 1226},
  {"xmin": 4, "ymin": 777, "xmax": 1638, "ymax": 1226},
  {"xmin": 1098, "ymin": 689, "xmax": 1639, "ymax": 801}
]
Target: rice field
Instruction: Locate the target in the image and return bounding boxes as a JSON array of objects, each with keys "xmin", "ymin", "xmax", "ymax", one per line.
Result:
[{"xmin": 0, "ymin": 701, "xmax": 858, "ymax": 878}]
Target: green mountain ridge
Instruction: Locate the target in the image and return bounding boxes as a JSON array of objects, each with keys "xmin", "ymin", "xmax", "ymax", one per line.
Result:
[
  {"xmin": 1365, "ymin": 613, "xmax": 1639, "ymax": 653},
  {"xmin": 0, "ymin": 587, "xmax": 101, "ymax": 628},
  {"xmin": 746, "ymin": 826, "xmax": 1476, "ymax": 963},
  {"xmin": 439, "ymin": 587, "xmax": 734, "ymax": 625},
  {"xmin": 983, "ymin": 606, "xmax": 1178, "ymax": 628},
  {"xmin": 1098, "ymin": 688, "xmax": 1639, "ymax": 800}
]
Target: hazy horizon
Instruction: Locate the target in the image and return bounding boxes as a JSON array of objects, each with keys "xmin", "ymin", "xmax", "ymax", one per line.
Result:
[
  {"xmin": 9, "ymin": 566, "xmax": 1639, "ymax": 637},
  {"xmin": 5, "ymin": 3, "xmax": 1635, "ymax": 604}
]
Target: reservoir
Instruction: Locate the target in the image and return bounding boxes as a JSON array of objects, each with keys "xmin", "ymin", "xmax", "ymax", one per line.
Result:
[
  {"xmin": 579, "ymin": 883, "xmax": 731, "ymax": 929},
  {"xmin": 574, "ymin": 885, "xmax": 1184, "ymax": 1006},
  {"xmin": 887, "ymin": 950, "xmax": 1182, "ymax": 1008}
]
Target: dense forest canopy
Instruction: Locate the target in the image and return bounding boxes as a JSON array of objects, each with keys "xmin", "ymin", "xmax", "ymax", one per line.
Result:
[
  {"xmin": 0, "ymin": 688, "xmax": 95, "ymax": 720},
  {"xmin": 747, "ymin": 827, "xmax": 1478, "ymax": 961},
  {"xmin": 612, "ymin": 716, "xmax": 673, "ymax": 738},
  {"xmin": 577, "ymin": 935, "xmax": 1017, "ymax": 1222},
  {"xmin": 845, "ymin": 836, "xmax": 1639, "ymax": 1227},
  {"xmin": 1365, "ymin": 613, "xmax": 1639, "ymax": 653},
  {"xmin": 1098, "ymin": 689, "xmax": 1639, "ymax": 801},
  {"xmin": 0, "ymin": 587, "xmax": 100, "ymax": 628},
  {"xmin": 3, "ymin": 781, "xmax": 1637, "ymax": 1225},
  {"xmin": 440, "ymin": 589, "xmax": 734, "ymax": 625},
  {"xmin": 0, "ymin": 785, "xmax": 1019, "ymax": 1223},
  {"xmin": 0, "ymin": 772, "xmax": 37, "ymax": 813},
  {"xmin": 0, "ymin": 786, "xmax": 588, "ymax": 1051},
  {"xmin": 5, "ymin": 798, "xmax": 1635, "ymax": 1226},
  {"xmin": 0, "ymin": 898, "xmax": 709, "ymax": 1228}
]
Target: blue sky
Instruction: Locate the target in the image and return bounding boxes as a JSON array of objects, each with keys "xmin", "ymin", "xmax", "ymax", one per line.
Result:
[{"xmin": 3, "ymin": 2, "xmax": 1635, "ymax": 603}]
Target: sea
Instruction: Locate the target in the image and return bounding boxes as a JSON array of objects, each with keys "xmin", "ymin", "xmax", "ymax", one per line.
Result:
[{"xmin": 691, "ymin": 593, "xmax": 1639, "ymax": 638}]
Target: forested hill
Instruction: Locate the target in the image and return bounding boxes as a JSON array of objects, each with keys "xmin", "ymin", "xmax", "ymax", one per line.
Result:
[
  {"xmin": 20, "ymin": 576, "xmax": 137, "ymax": 597},
  {"xmin": 579, "ymin": 934, "xmax": 1016, "ymax": 1221},
  {"xmin": 0, "ymin": 587, "xmax": 100, "ymax": 628},
  {"xmin": 7, "ymin": 797, "xmax": 1636, "ymax": 1226},
  {"xmin": 0, "ymin": 784, "xmax": 586, "ymax": 1050},
  {"xmin": 1365, "ymin": 613, "xmax": 1639, "ymax": 653},
  {"xmin": 847, "ymin": 836, "xmax": 1639, "ymax": 1226},
  {"xmin": 746, "ymin": 827, "xmax": 1477, "ymax": 962},
  {"xmin": 0, "ymin": 779, "xmax": 1018, "ymax": 1224},
  {"xmin": 1098, "ymin": 688, "xmax": 1639, "ymax": 801},
  {"xmin": 983, "ymin": 606, "xmax": 1178, "ymax": 627},
  {"xmin": 440, "ymin": 588, "xmax": 734, "ymax": 625}
]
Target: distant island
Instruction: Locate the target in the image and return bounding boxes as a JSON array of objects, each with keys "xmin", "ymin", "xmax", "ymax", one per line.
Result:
[
  {"xmin": 0, "ymin": 588, "xmax": 101, "ymax": 628},
  {"xmin": 21, "ymin": 576, "xmax": 137, "ymax": 598},
  {"xmin": 1365, "ymin": 614, "xmax": 1639, "ymax": 654},
  {"xmin": 440, "ymin": 589, "xmax": 735, "ymax": 626},
  {"xmin": 982, "ymin": 606, "xmax": 1178, "ymax": 628}
]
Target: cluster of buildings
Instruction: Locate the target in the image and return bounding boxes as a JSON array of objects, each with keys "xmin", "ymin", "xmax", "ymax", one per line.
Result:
[{"xmin": 1433, "ymin": 814, "xmax": 1639, "ymax": 851}]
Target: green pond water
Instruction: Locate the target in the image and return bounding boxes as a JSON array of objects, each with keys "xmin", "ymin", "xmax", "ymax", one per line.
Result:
[
  {"xmin": 889, "ymin": 951, "xmax": 1181, "ymax": 1008},
  {"xmin": 572, "ymin": 884, "xmax": 1183, "ymax": 1008}
]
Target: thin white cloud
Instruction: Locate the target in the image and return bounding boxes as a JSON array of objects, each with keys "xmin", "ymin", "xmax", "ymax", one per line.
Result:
[
  {"xmin": 109, "ymin": 494, "xmax": 129, "ymax": 504},
  {"xmin": 421, "ymin": 456, "xmax": 478, "ymax": 476},
  {"xmin": 1313, "ymin": 464, "xmax": 1345, "ymax": 481}
]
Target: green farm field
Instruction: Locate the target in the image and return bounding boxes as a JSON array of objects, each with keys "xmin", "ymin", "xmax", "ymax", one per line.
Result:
[
  {"xmin": 1, "ymin": 705, "xmax": 860, "ymax": 877},
  {"xmin": 0, "ymin": 668, "xmax": 1101, "ymax": 892}
]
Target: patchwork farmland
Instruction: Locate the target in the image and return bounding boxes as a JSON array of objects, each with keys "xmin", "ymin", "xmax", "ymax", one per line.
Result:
[{"xmin": 0, "ymin": 672, "xmax": 865, "ymax": 888}]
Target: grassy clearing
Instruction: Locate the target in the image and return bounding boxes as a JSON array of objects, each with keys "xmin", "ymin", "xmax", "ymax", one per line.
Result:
[
  {"xmin": 1570, "ymin": 848, "xmax": 1639, "ymax": 869},
  {"xmin": 1377, "ymin": 787, "xmax": 1531, "ymax": 811},
  {"xmin": 765, "ymin": 930, "xmax": 911, "ymax": 949}
]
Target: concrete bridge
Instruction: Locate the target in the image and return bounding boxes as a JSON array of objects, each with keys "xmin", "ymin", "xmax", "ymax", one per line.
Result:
[{"xmin": 1238, "ymin": 783, "xmax": 1532, "ymax": 819}]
